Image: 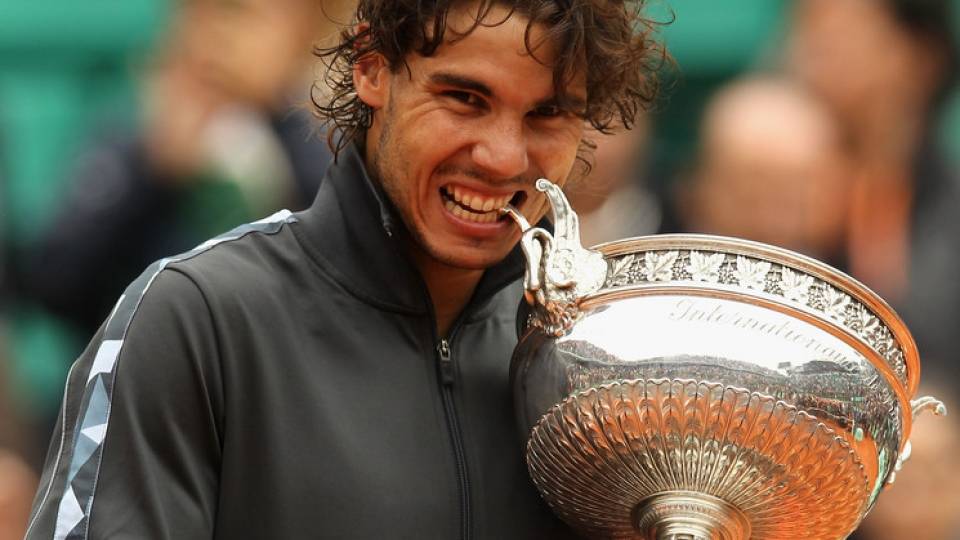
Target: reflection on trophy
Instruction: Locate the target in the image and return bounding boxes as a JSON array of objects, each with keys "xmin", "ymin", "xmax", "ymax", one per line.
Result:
[{"xmin": 501, "ymin": 180, "xmax": 946, "ymax": 539}]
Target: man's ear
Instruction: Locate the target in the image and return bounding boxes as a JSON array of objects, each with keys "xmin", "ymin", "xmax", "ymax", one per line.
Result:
[{"xmin": 354, "ymin": 50, "xmax": 390, "ymax": 109}]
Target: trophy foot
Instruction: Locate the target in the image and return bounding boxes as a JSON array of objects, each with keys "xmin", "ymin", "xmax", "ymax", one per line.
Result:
[
  {"xmin": 525, "ymin": 379, "xmax": 870, "ymax": 539},
  {"xmin": 633, "ymin": 491, "xmax": 750, "ymax": 540}
]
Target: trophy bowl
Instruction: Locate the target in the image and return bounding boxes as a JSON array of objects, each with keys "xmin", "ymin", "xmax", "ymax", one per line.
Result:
[{"xmin": 505, "ymin": 180, "xmax": 945, "ymax": 540}]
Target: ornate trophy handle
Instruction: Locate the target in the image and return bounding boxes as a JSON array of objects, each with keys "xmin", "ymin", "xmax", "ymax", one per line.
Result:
[
  {"xmin": 911, "ymin": 396, "xmax": 948, "ymax": 417},
  {"xmin": 500, "ymin": 179, "xmax": 607, "ymax": 336},
  {"xmin": 887, "ymin": 396, "xmax": 948, "ymax": 486}
]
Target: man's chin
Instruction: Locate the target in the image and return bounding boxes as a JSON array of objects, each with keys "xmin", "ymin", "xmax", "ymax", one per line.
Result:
[
  {"xmin": 427, "ymin": 244, "xmax": 517, "ymax": 271},
  {"xmin": 437, "ymin": 253, "xmax": 511, "ymax": 271},
  {"xmin": 408, "ymin": 225, "xmax": 521, "ymax": 271}
]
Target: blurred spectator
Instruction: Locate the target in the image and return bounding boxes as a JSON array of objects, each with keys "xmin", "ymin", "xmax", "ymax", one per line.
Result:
[
  {"xmin": 788, "ymin": 2, "xmax": 960, "ymax": 537},
  {"xmin": 677, "ymin": 76, "xmax": 850, "ymax": 265},
  {"xmin": 0, "ymin": 328, "xmax": 37, "ymax": 540},
  {"xmin": 788, "ymin": 0, "xmax": 959, "ymax": 301},
  {"xmin": 17, "ymin": 0, "xmax": 343, "ymax": 338},
  {"xmin": 788, "ymin": 0, "xmax": 960, "ymax": 397},
  {"xmin": 0, "ymin": 449, "xmax": 35, "ymax": 540},
  {"xmin": 1, "ymin": 172, "xmax": 7, "ymax": 306},
  {"xmin": 567, "ymin": 117, "xmax": 662, "ymax": 247}
]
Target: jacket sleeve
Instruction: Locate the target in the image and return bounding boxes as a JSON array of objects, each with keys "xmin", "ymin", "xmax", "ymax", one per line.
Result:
[{"xmin": 25, "ymin": 268, "xmax": 224, "ymax": 540}]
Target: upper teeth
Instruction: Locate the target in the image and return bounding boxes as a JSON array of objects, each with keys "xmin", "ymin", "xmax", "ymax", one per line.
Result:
[{"xmin": 445, "ymin": 186, "xmax": 514, "ymax": 213}]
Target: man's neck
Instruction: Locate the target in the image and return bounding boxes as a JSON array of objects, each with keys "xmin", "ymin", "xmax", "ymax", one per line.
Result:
[
  {"xmin": 406, "ymin": 241, "xmax": 484, "ymax": 338},
  {"xmin": 360, "ymin": 136, "xmax": 485, "ymax": 336}
]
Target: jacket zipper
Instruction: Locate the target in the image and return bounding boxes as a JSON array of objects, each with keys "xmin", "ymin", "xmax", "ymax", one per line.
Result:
[{"xmin": 437, "ymin": 337, "xmax": 471, "ymax": 540}]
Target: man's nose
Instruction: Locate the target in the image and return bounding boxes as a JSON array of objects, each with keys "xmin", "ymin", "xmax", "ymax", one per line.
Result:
[{"xmin": 470, "ymin": 117, "xmax": 529, "ymax": 181}]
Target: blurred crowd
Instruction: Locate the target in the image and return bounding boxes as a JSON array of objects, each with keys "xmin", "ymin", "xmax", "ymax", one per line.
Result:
[{"xmin": 2, "ymin": 0, "xmax": 960, "ymax": 538}]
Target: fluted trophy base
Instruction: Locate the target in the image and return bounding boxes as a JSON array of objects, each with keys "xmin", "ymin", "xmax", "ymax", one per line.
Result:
[
  {"xmin": 526, "ymin": 379, "xmax": 869, "ymax": 539},
  {"xmin": 633, "ymin": 491, "xmax": 750, "ymax": 540}
]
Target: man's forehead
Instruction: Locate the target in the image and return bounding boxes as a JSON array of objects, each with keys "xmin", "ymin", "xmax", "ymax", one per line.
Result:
[{"xmin": 413, "ymin": 3, "xmax": 587, "ymax": 101}]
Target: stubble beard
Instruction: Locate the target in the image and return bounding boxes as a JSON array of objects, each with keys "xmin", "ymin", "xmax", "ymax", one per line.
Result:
[{"xmin": 370, "ymin": 108, "xmax": 499, "ymax": 272}]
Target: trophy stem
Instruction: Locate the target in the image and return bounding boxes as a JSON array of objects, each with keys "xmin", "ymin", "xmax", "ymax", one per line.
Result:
[{"xmin": 633, "ymin": 491, "xmax": 751, "ymax": 540}]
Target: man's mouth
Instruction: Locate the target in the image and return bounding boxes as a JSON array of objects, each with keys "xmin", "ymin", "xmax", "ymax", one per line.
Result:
[{"xmin": 440, "ymin": 185, "xmax": 525, "ymax": 224}]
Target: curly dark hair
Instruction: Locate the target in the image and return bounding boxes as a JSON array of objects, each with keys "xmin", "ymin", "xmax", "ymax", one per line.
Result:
[{"xmin": 312, "ymin": 0, "xmax": 667, "ymax": 157}]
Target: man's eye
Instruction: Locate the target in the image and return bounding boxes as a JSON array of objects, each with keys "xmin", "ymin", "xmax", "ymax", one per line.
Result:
[
  {"xmin": 531, "ymin": 105, "xmax": 563, "ymax": 118},
  {"xmin": 445, "ymin": 91, "xmax": 482, "ymax": 107}
]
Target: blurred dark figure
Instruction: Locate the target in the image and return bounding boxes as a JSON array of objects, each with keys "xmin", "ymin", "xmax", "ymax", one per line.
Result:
[
  {"xmin": 1, "ymin": 171, "xmax": 8, "ymax": 306},
  {"xmin": 17, "ymin": 0, "xmax": 341, "ymax": 338},
  {"xmin": 788, "ymin": 0, "xmax": 960, "ymax": 360},
  {"xmin": 679, "ymin": 76, "xmax": 851, "ymax": 264},
  {"xmin": 789, "ymin": 1, "xmax": 960, "ymax": 538},
  {"xmin": 567, "ymin": 117, "xmax": 662, "ymax": 247}
]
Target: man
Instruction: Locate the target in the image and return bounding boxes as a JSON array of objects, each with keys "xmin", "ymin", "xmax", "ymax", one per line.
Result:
[{"xmin": 26, "ymin": 1, "xmax": 660, "ymax": 537}]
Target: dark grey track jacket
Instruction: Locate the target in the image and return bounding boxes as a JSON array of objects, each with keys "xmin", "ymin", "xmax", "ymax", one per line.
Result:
[{"xmin": 25, "ymin": 146, "xmax": 577, "ymax": 539}]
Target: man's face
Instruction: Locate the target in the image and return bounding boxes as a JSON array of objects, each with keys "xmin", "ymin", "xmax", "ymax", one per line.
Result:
[{"xmin": 357, "ymin": 5, "xmax": 586, "ymax": 270}]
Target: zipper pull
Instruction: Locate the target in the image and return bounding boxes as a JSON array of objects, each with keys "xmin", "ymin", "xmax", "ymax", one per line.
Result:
[{"xmin": 437, "ymin": 339, "xmax": 454, "ymax": 385}]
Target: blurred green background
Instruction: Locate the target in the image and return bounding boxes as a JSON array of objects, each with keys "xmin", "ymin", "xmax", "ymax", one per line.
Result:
[{"xmin": 0, "ymin": 0, "xmax": 170, "ymax": 418}]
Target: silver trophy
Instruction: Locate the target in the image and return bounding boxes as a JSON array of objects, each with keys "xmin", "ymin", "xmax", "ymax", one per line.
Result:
[{"xmin": 501, "ymin": 180, "xmax": 946, "ymax": 540}]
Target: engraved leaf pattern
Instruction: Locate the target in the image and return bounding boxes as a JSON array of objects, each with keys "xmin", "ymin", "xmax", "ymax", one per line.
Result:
[
  {"xmin": 780, "ymin": 267, "xmax": 814, "ymax": 304},
  {"xmin": 733, "ymin": 256, "xmax": 771, "ymax": 290},
  {"xmin": 608, "ymin": 254, "xmax": 635, "ymax": 284},
  {"xmin": 821, "ymin": 286, "xmax": 850, "ymax": 322},
  {"xmin": 686, "ymin": 251, "xmax": 725, "ymax": 283},
  {"xmin": 643, "ymin": 251, "xmax": 679, "ymax": 282},
  {"xmin": 889, "ymin": 349, "xmax": 907, "ymax": 380},
  {"xmin": 854, "ymin": 305, "xmax": 880, "ymax": 337},
  {"xmin": 874, "ymin": 327, "xmax": 894, "ymax": 355}
]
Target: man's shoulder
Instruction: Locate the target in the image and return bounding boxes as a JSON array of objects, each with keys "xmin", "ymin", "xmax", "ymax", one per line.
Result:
[
  {"xmin": 118, "ymin": 210, "xmax": 313, "ymax": 322},
  {"xmin": 163, "ymin": 210, "xmax": 304, "ymax": 290}
]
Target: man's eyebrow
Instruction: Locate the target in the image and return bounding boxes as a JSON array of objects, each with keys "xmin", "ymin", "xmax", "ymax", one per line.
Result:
[
  {"xmin": 429, "ymin": 72, "xmax": 493, "ymax": 98},
  {"xmin": 430, "ymin": 71, "xmax": 587, "ymax": 112},
  {"xmin": 536, "ymin": 95, "xmax": 587, "ymax": 113}
]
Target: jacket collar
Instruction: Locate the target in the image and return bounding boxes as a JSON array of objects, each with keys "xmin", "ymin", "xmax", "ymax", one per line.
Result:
[{"xmin": 293, "ymin": 144, "xmax": 527, "ymax": 316}]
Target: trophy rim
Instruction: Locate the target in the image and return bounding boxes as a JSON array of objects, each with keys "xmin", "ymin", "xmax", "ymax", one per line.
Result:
[{"xmin": 591, "ymin": 233, "xmax": 920, "ymax": 397}]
